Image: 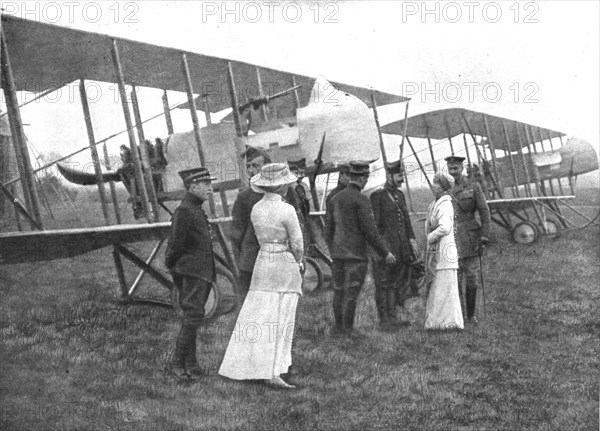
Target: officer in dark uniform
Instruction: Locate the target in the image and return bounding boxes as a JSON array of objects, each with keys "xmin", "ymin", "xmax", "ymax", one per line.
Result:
[
  {"xmin": 287, "ymin": 158, "xmax": 312, "ymax": 255},
  {"xmin": 325, "ymin": 163, "xmax": 350, "ymax": 210},
  {"xmin": 230, "ymin": 146, "xmax": 272, "ymax": 296},
  {"xmin": 165, "ymin": 167, "xmax": 217, "ymax": 381},
  {"xmin": 446, "ymin": 156, "xmax": 491, "ymax": 324},
  {"xmin": 370, "ymin": 160, "xmax": 419, "ymax": 329},
  {"xmin": 325, "ymin": 160, "xmax": 396, "ymax": 335}
]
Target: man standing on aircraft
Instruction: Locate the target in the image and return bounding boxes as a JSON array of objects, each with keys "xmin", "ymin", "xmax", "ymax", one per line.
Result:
[
  {"xmin": 446, "ymin": 156, "xmax": 491, "ymax": 324},
  {"xmin": 165, "ymin": 167, "xmax": 217, "ymax": 382},
  {"xmin": 231, "ymin": 146, "xmax": 272, "ymax": 297},
  {"xmin": 370, "ymin": 160, "xmax": 419, "ymax": 329},
  {"xmin": 325, "ymin": 161, "xmax": 396, "ymax": 336}
]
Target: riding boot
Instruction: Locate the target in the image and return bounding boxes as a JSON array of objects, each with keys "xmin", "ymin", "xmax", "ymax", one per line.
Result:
[
  {"xmin": 386, "ymin": 289, "xmax": 397, "ymax": 322},
  {"xmin": 168, "ymin": 325, "xmax": 192, "ymax": 381},
  {"xmin": 458, "ymin": 273, "xmax": 467, "ymax": 319},
  {"xmin": 184, "ymin": 329, "xmax": 206, "ymax": 378},
  {"xmin": 466, "ymin": 281, "xmax": 477, "ymax": 320},
  {"xmin": 342, "ymin": 300, "xmax": 357, "ymax": 331},
  {"xmin": 332, "ymin": 290, "xmax": 344, "ymax": 329},
  {"xmin": 375, "ymin": 286, "xmax": 387, "ymax": 324}
]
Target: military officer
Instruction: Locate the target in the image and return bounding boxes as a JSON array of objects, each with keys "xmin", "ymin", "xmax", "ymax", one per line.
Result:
[
  {"xmin": 370, "ymin": 160, "xmax": 419, "ymax": 329},
  {"xmin": 446, "ymin": 156, "xmax": 491, "ymax": 324},
  {"xmin": 165, "ymin": 167, "xmax": 217, "ymax": 381},
  {"xmin": 230, "ymin": 146, "xmax": 272, "ymax": 296},
  {"xmin": 325, "ymin": 160, "xmax": 396, "ymax": 335}
]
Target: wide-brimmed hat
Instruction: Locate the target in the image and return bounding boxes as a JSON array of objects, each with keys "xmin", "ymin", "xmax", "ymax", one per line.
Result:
[{"xmin": 250, "ymin": 163, "xmax": 298, "ymax": 192}]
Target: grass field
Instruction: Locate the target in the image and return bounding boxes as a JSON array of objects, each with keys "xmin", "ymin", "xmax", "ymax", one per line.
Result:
[{"xmin": 1, "ymin": 186, "xmax": 599, "ymax": 430}]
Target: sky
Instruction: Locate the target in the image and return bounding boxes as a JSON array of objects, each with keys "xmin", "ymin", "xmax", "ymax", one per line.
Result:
[{"xmin": 1, "ymin": 0, "xmax": 599, "ymax": 181}]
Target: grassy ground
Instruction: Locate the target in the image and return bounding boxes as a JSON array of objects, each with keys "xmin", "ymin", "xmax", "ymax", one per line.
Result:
[{"xmin": 1, "ymin": 188, "xmax": 599, "ymax": 430}]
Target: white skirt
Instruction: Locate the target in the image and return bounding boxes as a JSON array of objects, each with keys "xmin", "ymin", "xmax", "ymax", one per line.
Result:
[
  {"xmin": 218, "ymin": 290, "xmax": 299, "ymax": 380},
  {"xmin": 424, "ymin": 269, "xmax": 464, "ymax": 330}
]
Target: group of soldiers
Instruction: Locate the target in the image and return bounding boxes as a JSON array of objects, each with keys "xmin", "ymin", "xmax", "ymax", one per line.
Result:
[{"xmin": 163, "ymin": 145, "xmax": 490, "ymax": 380}]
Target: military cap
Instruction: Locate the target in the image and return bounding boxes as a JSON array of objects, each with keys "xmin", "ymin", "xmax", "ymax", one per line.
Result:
[
  {"xmin": 385, "ymin": 160, "xmax": 405, "ymax": 174},
  {"xmin": 349, "ymin": 160, "xmax": 372, "ymax": 176},
  {"xmin": 287, "ymin": 158, "xmax": 306, "ymax": 169},
  {"xmin": 178, "ymin": 167, "xmax": 217, "ymax": 185},
  {"xmin": 444, "ymin": 155, "xmax": 466, "ymax": 165},
  {"xmin": 241, "ymin": 145, "xmax": 270, "ymax": 162}
]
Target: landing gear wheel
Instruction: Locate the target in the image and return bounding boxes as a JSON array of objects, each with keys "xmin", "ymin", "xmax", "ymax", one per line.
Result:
[
  {"xmin": 302, "ymin": 257, "xmax": 324, "ymax": 294},
  {"xmin": 511, "ymin": 221, "xmax": 539, "ymax": 244}
]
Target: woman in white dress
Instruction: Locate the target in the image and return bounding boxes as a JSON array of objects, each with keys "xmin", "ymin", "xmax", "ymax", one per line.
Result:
[
  {"xmin": 424, "ymin": 172, "xmax": 464, "ymax": 330},
  {"xmin": 219, "ymin": 163, "xmax": 303, "ymax": 389}
]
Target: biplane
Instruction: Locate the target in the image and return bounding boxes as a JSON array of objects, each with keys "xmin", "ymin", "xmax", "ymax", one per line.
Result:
[
  {"xmin": 0, "ymin": 14, "xmax": 407, "ymax": 317},
  {"xmin": 381, "ymin": 107, "xmax": 599, "ymax": 243}
]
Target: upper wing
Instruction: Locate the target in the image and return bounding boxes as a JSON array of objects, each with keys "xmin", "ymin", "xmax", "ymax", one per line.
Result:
[
  {"xmin": 380, "ymin": 107, "xmax": 565, "ymax": 151},
  {"xmin": 2, "ymin": 14, "xmax": 408, "ymax": 119}
]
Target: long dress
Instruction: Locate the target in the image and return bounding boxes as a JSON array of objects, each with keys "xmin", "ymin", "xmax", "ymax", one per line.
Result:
[
  {"xmin": 219, "ymin": 192, "xmax": 303, "ymax": 380},
  {"xmin": 424, "ymin": 194, "xmax": 464, "ymax": 330}
]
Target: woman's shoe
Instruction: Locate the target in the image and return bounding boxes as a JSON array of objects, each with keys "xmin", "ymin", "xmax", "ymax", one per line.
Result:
[{"xmin": 264, "ymin": 376, "xmax": 296, "ymax": 389}]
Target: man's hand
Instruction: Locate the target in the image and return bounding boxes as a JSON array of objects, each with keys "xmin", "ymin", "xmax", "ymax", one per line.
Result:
[
  {"xmin": 298, "ymin": 261, "xmax": 305, "ymax": 274},
  {"xmin": 385, "ymin": 252, "xmax": 397, "ymax": 265}
]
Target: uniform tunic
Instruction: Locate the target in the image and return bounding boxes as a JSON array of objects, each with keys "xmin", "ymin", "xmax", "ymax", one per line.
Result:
[
  {"xmin": 325, "ymin": 183, "xmax": 346, "ymax": 214},
  {"xmin": 370, "ymin": 184, "xmax": 415, "ymax": 263},
  {"xmin": 451, "ymin": 176, "xmax": 490, "ymax": 259},
  {"xmin": 165, "ymin": 192, "xmax": 215, "ymax": 282},
  {"xmin": 325, "ymin": 183, "xmax": 389, "ymax": 261}
]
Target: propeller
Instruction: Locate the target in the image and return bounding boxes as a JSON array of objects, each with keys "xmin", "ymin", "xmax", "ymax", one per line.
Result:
[{"xmin": 237, "ymin": 84, "xmax": 301, "ymax": 113}]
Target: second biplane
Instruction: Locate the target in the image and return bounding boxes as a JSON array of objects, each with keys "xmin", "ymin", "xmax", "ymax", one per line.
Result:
[{"xmin": 381, "ymin": 107, "xmax": 599, "ymax": 243}]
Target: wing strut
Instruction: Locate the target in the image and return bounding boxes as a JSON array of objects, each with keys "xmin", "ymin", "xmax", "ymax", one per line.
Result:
[
  {"xmin": 1, "ymin": 27, "xmax": 44, "ymax": 229},
  {"xmin": 111, "ymin": 39, "xmax": 152, "ymax": 223},
  {"xmin": 79, "ymin": 79, "xmax": 111, "ymax": 225}
]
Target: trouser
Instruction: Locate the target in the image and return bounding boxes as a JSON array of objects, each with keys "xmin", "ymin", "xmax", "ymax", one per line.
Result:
[
  {"xmin": 373, "ymin": 260, "xmax": 411, "ymax": 323},
  {"xmin": 458, "ymin": 256, "xmax": 479, "ymax": 319},
  {"xmin": 238, "ymin": 270, "xmax": 253, "ymax": 299},
  {"xmin": 171, "ymin": 274, "xmax": 212, "ymax": 367},
  {"xmin": 331, "ymin": 259, "xmax": 369, "ymax": 330}
]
